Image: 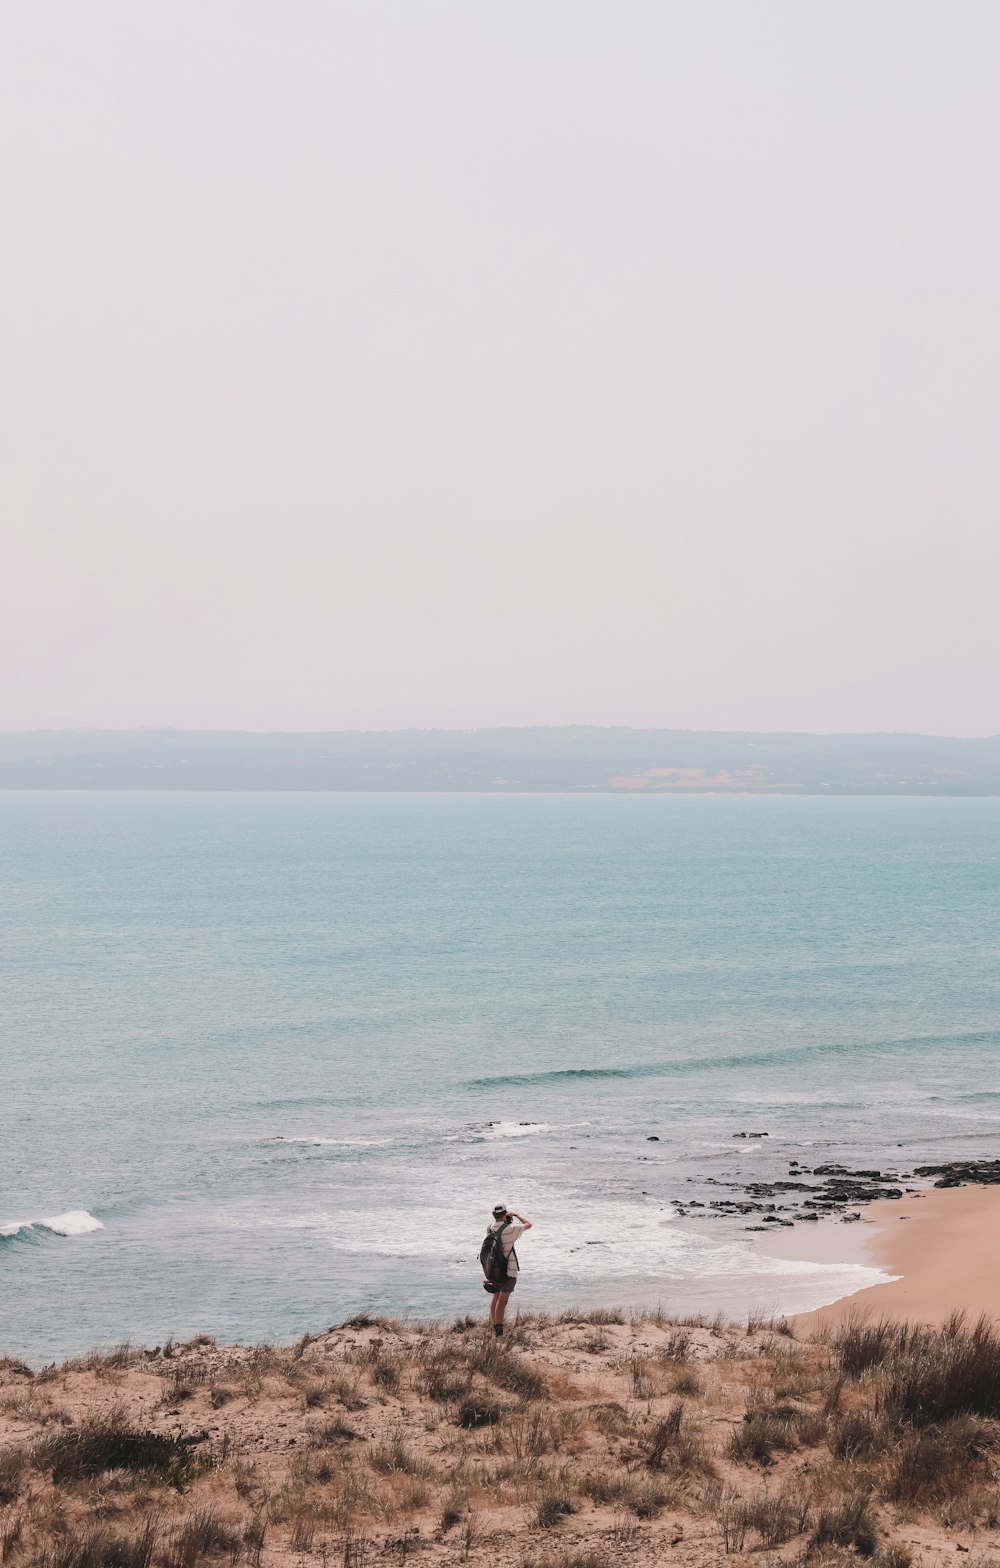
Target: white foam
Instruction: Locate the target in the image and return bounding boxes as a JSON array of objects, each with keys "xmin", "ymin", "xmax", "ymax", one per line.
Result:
[
  {"xmin": 481, "ymin": 1121, "xmax": 553, "ymax": 1140},
  {"xmin": 41, "ymin": 1210, "xmax": 104, "ymax": 1236},
  {"xmin": 1, "ymin": 1209, "xmax": 104, "ymax": 1240},
  {"xmin": 315, "ymin": 1191, "xmax": 893, "ymax": 1316}
]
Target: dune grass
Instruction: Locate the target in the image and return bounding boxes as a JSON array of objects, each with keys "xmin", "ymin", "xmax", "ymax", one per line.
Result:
[{"xmin": 3, "ymin": 1309, "xmax": 1000, "ymax": 1565}]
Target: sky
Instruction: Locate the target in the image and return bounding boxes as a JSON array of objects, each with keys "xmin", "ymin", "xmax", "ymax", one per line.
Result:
[{"xmin": 2, "ymin": 2, "xmax": 998, "ymax": 736}]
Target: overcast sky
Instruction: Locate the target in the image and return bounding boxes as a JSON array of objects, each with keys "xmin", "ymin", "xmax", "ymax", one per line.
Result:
[{"xmin": 2, "ymin": 2, "xmax": 997, "ymax": 735}]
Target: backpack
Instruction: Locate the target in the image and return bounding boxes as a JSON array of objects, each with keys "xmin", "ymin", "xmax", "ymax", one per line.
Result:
[{"xmin": 480, "ymin": 1220, "xmax": 516, "ymax": 1283}]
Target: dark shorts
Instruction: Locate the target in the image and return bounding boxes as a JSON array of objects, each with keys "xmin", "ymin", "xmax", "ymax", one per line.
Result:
[{"xmin": 483, "ymin": 1276, "xmax": 517, "ymax": 1295}]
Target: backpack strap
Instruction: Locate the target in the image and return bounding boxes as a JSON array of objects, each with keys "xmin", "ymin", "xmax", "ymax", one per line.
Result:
[{"xmin": 501, "ymin": 1219, "xmax": 517, "ymax": 1272}]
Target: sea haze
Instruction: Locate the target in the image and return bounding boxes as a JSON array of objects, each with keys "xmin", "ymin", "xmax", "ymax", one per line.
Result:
[{"xmin": 2, "ymin": 792, "xmax": 999, "ymax": 1363}]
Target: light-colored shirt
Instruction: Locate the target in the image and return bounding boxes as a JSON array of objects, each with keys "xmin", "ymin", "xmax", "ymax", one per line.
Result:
[{"xmin": 488, "ymin": 1219, "xmax": 526, "ymax": 1275}]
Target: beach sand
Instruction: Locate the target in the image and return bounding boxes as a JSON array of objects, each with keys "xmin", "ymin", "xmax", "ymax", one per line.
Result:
[{"xmin": 758, "ymin": 1184, "xmax": 1000, "ymax": 1331}]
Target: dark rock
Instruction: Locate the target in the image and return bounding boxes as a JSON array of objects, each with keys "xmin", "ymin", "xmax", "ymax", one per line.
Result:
[{"xmin": 914, "ymin": 1159, "xmax": 1000, "ymax": 1188}]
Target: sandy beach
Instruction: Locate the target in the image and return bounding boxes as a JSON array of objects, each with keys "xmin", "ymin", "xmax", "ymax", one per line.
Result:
[{"xmin": 764, "ymin": 1184, "xmax": 1000, "ymax": 1331}]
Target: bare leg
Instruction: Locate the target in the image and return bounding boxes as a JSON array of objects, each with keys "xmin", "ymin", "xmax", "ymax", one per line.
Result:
[{"xmin": 494, "ymin": 1290, "xmax": 511, "ymax": 1328}]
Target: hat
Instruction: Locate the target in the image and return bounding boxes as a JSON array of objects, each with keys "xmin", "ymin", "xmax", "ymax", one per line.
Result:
[{"xmin": 492, "ymin": 1203, "xmax": 508, "ymax": 1218}]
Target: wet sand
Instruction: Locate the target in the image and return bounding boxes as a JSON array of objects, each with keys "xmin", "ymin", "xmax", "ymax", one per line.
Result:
[{"xmin": 759, "ymin": 1185, "xmax": 1000, "ymax": 1331}]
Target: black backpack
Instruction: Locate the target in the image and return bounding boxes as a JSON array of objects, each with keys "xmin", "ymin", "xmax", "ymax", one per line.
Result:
[{"xmin": 480, "ymin": 1220, "xmax": 516, "ymax": 1283}]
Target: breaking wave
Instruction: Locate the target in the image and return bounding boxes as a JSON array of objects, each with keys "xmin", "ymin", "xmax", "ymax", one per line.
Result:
[{"xmin": 0, "ymin": 1210, "xmax": 104, "ymax": 1247}]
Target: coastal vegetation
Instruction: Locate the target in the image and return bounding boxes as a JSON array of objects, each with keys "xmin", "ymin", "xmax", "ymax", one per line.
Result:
[{"xmin": 4, "ymin": 1311, "xmax": 1000, "ymax": 1565}]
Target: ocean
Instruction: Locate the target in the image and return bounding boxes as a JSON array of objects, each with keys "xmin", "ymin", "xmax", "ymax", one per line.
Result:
[{"xmin": 3, "ymin": 791, "xmax": 999, "ymax": 1364}]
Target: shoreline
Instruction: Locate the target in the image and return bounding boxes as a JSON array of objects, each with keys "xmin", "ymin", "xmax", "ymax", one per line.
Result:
[
  {"xmin": 754, "ymin": 1184, "xmax": 1000, "ymax": 1330},
  {"xmin": 7, "ymin": 1175, "xmax": 1000, "ymax": 1366}
]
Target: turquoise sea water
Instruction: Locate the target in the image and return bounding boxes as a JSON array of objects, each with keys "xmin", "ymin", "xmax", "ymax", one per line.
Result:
[{"xmin": 3, "ymin": 792, "xmax": 999, "ymax": 1363}]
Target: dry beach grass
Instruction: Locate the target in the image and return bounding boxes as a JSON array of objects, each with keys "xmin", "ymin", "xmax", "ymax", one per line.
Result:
[{"xmin": 6, "ymin": 1310, "xmax": 1000, "ymax": 1567}]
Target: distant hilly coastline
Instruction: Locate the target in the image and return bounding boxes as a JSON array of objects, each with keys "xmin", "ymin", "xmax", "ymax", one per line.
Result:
[{"xmin": 2, "ymin": 726, "xmax": 1000, "ymax": 793}]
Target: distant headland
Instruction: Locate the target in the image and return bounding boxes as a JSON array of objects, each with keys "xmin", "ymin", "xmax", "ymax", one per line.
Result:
[{"xmin": 2, "ymin": 727, "xmax": 999, "ymax": 793}]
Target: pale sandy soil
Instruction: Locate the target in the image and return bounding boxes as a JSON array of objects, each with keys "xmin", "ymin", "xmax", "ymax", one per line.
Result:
[
  {"xmin": 786, "ymin": 1186, "xmax": 1000, "ymax": 1332},
  {"xmin": 4, "ymin": 1306, "xmax": 1000, "ymax": 1568}
]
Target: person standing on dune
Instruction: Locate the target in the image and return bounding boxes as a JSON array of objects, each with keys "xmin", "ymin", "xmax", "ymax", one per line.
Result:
[{"xmin": 481, "ymin": 1203, "xmax": 532, "ymax": 1337}]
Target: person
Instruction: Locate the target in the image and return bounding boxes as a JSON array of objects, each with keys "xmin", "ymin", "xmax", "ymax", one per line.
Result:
[{"xmin": 482, "ymin": 1203, "xmax": 532, "ymax": 1336}]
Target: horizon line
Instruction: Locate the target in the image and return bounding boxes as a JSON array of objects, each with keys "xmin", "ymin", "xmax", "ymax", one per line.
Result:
[{"xmin": 3, "ymin": 723, "xmax": 1000, "ymax": 743}]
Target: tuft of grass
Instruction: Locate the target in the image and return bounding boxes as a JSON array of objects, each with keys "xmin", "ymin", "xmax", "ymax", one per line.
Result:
[
  {"xmin": 289, "ymin": 1504, "xmax": 322, "ymax": 1553},
  {"xmin": 555, "ymin": 1307, "xmax": 625, "ymax": 1326},
  {"xmin": 1, "ymin": 1510, "xmax": 25, "ymax": 1562},
  {"xmin": 627, "ymin": 1357, "xmax": 651, "ymax": 1399},
  {"xmin": 368, "ymin": 1354, "xmax": 402, "ymax": 1396},
  {"xmin": 0, "ymin": 1357, "xmax": 34, "ymax": 1380},
  {"xmin": 881, "ymin": 1415, "xmax": 996, "ymax": 1504},
  {"xmin": 830, "ymin": 1409, "xmax": 880, "ymax": 1461},
  {"xmin": 728, "ymin": 1399, "xmax": 824, "ymax": 1464},
  {"xmin": 534, "ymin": 1492, "xmax": 576, "ymax": 1529},
  {"xmin": 579, "ymin": 1331, "xmax": 610, "ymax": 1354},
  {"xmin": 314, "ymin": 1415, "xmax": 359, "ymax": 1445},
  {"xmin": 646, "ymin": 1401, "xmax": 713, "ymax": 1474},
  {"xmin": 505, "ymin": 1408, "xmax": 578, "ymax": 1459},
  {"xmin": 301, "ymin": 1376, "xmax": 332, "ymax": 1408},
  {"xmin": 667, "ymin": 1366, "xmax": 703, "ymax": 1397},
  {"xmin": 330, "ymin": 1373, "xmax": 367, "ymax": 1411},
  {"xmin": 342, "ymin": 1523, "xmax": 371, "ymax": 1567},
  {"xmin": 160, "ymin": 1508, "xmax": 240, "ymax": 1568},
  {"xmin": 242, "ymin": 1514, "xmax": 266, "ymax": 1568},
  {"xmin": 457, "ymin": 1397, "xmax": 502, "ymax": 1429},
  {"xmin": 420, "ymin": 1354, "xmax": 469, "ymax": 1404},
  {"xmin": 647, "ymin": 1402, "xmax": 682, "ymax": 1468},
  {"xmin": 718, "ymin": 1486, "xmax": 811, "ymax": 1551},
  {"xmin": 439, "ymin": 1490, "xmax": 467, "ymax": 1532},
  {"xmin": 875, "ymin": 1314, "xmax": 1000, "ymax": 1427},
  {"xmin": 36, "ymin": 1420, "xmax": 197, "ymax": 1487},
  {"xmin": 872, "ymin": 1549, "xmax": 913, "ymax": 1568},
  {"xmin": 727, "ymin": 1413, "xmax": 793, "ymax": 1465},
  {"xmin": 468, "ymin": 1341, "xmax": 547, "ymax": 1402},
  {"xmin": 661, "ymin": 1329, "xmax": 692, "ymax": 1361},
  {"xmin": 27, "ymin": 1519, "xmax": 158, "ymax": 1568},
  {"xmin": 809, "ymin": 1492, "xmax": 878, "ymax": 1558},
  {"xmin": 89, "ymin": 1340, "xmax": 137, "ymax": 1373},
  {"xmin": 581, "ymin": 1471, "xmax": 672, "ymax": 1517},
  {"xmin": 832, "ymin": 1315, "xmax": 912, "ymax": 1378},
  {"xmin": 0, "ymin": 1445, "xmax": 28, "ymax": 1506},
  {"xmin": 368, "ymin": 1436, "xmax": 432, "ymax": 1477},
  {"xmin": 521, "ymin": 1554, "xmax": 612, "ymax": 1568}
]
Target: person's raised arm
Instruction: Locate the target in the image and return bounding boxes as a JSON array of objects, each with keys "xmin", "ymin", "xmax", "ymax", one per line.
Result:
[{"xmin": 510, "ymin": 1211, "xmax": 532, "ymax": 1229}]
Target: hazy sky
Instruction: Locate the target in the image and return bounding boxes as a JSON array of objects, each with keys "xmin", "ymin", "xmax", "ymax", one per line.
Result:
[{"xmin": 2, "ymin": 3, "xmax": 998, "ymax": 735}]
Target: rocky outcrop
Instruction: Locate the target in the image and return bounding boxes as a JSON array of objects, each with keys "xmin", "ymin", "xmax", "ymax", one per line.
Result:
[{"xmin": 913, "ymin": 1159, "xmax": 1000, "ymax": 1188}]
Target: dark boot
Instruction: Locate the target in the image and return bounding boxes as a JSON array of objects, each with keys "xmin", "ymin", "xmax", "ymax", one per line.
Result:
[{"xmin": 494, "ymin": 1323, "xmax": 504, "ymax": 1338}]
